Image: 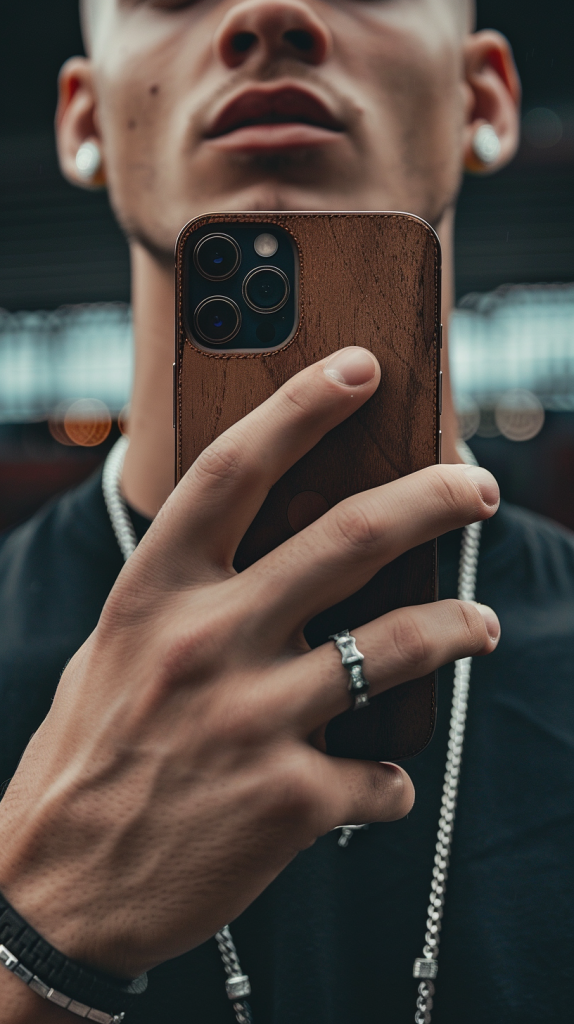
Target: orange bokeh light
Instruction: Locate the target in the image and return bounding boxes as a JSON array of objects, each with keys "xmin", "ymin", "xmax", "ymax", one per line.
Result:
[{"xmin": 64, "ymin": 399, "xmax": 112, "ymax": 446}]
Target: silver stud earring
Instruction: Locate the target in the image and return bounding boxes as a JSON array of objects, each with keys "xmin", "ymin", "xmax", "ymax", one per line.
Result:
[
  {"xmin": 75, "ymin": 140, "xmax": 102, "ymax": 180},
  {"xmin": 472, "ymin": 124, "xmax": 501, "ymax": 165}
]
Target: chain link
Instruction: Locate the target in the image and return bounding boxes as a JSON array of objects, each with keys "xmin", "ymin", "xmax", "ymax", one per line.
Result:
[
  {"xmin": 415, "ymin": 980, "xmax": 435, "ymax": 1024},
  {"xmin": 215, "ymin": 926, "xmax": 254, "ymax": 1024},
  {"xmin": 413, "ymin": 519, "xmax": 482, "ymax": 1022},
  {"xmin": 102, "ymin": 436, "xmax": 137, "ymax": 561},
  {"xmin": 214, "ymin": 926, "xmax": 243, "ymax": 979}
]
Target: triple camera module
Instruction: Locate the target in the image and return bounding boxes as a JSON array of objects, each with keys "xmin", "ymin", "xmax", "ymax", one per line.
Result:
[{"xmin": 186, "ymin": 225, "xmax": 298, "ymax": 352}]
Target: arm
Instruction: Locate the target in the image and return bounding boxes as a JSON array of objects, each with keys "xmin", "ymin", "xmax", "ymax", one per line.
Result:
[
  {"xmin": 0, "ymin": 973, "xmax": 72, "ymax": 1023},
  {"xmin": 0, "ymin": 348, "xmax": 500, "ymax": 1017}
]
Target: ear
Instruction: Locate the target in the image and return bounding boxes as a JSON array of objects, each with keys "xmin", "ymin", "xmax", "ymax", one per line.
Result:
[
  {"xmin": 56, "ymin": 56, "xmax": 106, "ymax": 189},
  {"xmin": 462, "ymin": 30, "xmax": 521, "ymax": 175}
]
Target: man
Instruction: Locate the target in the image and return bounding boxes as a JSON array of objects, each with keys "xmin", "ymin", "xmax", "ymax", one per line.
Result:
[{"xmin": 0, "ymin": 1, "xmax": 572, "ymax": 1022}]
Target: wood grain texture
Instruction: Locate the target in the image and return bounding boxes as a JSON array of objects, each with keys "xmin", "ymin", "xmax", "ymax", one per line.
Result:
[{"xmin": 176, "ymin": 213, "xmax": 441, "ymax": 761}]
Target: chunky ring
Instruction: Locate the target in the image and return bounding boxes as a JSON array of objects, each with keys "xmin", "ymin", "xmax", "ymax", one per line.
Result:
[{"xmin": 329, "ymin": 629, "xmax": 370, "ymax": 710}]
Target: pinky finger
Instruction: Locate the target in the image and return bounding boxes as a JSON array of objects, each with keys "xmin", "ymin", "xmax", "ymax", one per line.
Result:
[{"xmin": 313, "ymin": 753, "xmax": 415, "ymax": 832}]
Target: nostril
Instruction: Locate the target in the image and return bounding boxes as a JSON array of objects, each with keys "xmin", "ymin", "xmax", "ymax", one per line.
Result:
[
  {"xmin": 232, "ymin": 31, "xmax": 257, "ymax": 53},
  {"xmin": 283, "ymin": 29, "xmax": 315, "ymax": 52}
]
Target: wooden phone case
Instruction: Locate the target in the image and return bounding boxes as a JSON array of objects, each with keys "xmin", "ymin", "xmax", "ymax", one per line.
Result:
[{"xmin": 176, "ymin": 212, "xmax": 441, "ymax": 761}]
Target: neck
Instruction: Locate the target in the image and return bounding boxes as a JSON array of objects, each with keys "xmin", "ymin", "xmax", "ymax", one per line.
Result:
[
  {"xmin": 122, "ymin": 213, "xmax": 462, "ymax": 518},
  {"xmin": 121, "ymin": 243, "xmax": 176, "ymax": 517}
]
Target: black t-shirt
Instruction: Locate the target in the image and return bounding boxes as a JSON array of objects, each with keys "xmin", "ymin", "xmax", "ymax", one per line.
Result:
[{"xmin": 1, "ymin": 470, "xmax": 573, "ymax": 1023}]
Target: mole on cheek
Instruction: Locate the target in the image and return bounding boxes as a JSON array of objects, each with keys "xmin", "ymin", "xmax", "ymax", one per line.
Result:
[
  {"xmin": 150, "ymin": 84, "xmax": 160, "ymax": 95},
  {"xmin": 128, "ymin": 118, "xmax": 137, "ymax": 130}
]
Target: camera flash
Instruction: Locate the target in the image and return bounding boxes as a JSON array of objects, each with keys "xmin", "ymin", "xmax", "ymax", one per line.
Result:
[{"xmin": 254, "ymin": 233, "xmax": 278, "ymax": 258}]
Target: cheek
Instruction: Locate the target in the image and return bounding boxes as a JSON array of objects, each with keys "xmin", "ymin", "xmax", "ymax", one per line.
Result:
[
  {"xmin": 338, "ymin": 3, "xmax": 462, "ymax": 123},
  {"xmin": 94, "ymin": 6, "xmax": 217, "ymax": 156},
  {"xmin": 96, "ymin": 69, "xmax": 178, "ymax": 221},
  {"xmin": 340, "ymin": 23, "xmax": 463, "ymax": 214},
  {"xmin": 94, "ymin": 18, "xmax": 197, "ymax": 182},
  {"xmin": 357, "ymin": 30, "xmax": 462, "ymax": 153},
  {"xmin": 100, "ymin": 54, "xmax": 168, "ymax": 144}
]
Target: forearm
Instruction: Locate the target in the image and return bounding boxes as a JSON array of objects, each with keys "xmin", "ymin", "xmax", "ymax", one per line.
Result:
[{"xmin": 0, "ymin": 969, "xmax": 70, "ymax": 1024}]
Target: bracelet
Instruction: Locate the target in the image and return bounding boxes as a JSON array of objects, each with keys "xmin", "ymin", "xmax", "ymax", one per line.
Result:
[{"xmin": 0, "ymin": 890, "xmax": 147, "ymax": 1022}]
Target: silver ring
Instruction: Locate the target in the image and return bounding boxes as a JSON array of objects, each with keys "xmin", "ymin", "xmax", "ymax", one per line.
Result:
[{"xmin": 329, "ymin": 629, "xmax": 370, "ymax": 710}]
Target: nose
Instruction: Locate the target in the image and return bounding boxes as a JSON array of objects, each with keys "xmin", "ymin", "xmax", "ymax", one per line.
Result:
[{"xmin": 215, "ymin": 0, "xmax": 332, "ymax": 68}]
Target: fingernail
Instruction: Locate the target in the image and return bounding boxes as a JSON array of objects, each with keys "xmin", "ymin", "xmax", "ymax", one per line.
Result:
[
  {"xmin": 324, "ymin": 347, "xmax": 378, "ymax": 387},
  {"xmin": 461, "ymin": 465, "xmax": 500, "ymax": 508},
  {"xmin": 473, "ymin": 602, "xmax": 501, "ymax": 642}
]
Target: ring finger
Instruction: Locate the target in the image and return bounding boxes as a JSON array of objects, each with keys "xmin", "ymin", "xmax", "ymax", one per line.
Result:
[{"xmin": 277, "ymin": 598, "xmax": 500, "ymax": 735}]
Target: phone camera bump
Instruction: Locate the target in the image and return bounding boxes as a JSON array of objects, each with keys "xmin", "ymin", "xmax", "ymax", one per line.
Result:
[
  {"xmin": 243, "ymin": 267, "xmax": 289, "ymax": 314},
  {"xmin": 194, "ymin": 297, "xmax": 241, "ymax": 344},
  {"xmin": 194, "ymin": 234, "xmax": 241, "ymax": 281}
]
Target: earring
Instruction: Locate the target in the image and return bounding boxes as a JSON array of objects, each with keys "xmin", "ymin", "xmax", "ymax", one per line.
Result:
[
  {"xmin": 472, "ymin": 124, "xmax": 501, "ymax": 166},
  {"xmin": 75, "ymin": 140, "xmax": 102, "ymax": 181}
]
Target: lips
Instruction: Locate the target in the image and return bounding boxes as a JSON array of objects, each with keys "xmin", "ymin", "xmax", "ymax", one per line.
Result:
[{"xmin": 205, "ymin": 85, "xmax": 345, "ymax": 151}]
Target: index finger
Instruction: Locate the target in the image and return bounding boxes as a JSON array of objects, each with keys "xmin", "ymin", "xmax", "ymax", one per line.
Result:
[{"xmin": 138, "ymin": 348, "xmax": 380, "ymax": 580}]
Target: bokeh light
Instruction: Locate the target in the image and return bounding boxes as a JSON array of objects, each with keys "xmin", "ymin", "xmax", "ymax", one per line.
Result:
[
  {"xmin": 47, "ymin": 398, "xmax": 113, "ymax": 447},
  {"xmin": 456, "ymin": 396, "xmax": 481, "ymax": 441},
  {"xmin": 64, "ymin": 398, "xmax": 112, "ymax": 446},
  {"xmin": 48, "ymin": 401, "xmax": 78, "ymax": 446},
  {"xmin": 495, "ymin": 389, "xmax": 545, "ymax": 441}
]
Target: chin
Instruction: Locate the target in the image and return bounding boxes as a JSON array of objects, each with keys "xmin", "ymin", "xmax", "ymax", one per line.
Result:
[
  {"xmin": 201, "ymin": 183, "xmax": 367, "ymax": 215},
  {"xmin": 185, "ymin": 147, "xmax": 373, "ymax": 216}
]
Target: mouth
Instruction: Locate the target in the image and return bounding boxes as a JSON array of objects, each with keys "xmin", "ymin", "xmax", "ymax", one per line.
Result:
[{"xmin": 205, "ymin": 85, "xmax": 345, "ymax": 152}]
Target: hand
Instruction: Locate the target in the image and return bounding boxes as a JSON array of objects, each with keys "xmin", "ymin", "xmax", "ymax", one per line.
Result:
[{"xmin": 0, "ymin": 347, "xmax": 500, "ymax": 986}]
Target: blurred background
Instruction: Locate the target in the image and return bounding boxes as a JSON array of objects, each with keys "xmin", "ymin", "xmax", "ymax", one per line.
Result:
[{"xmin": 1, "ymin": 0, "xmax": 573, "ymax": 531}]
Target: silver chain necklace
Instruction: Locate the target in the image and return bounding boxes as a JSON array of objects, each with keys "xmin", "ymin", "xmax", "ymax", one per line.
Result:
[{"xmin": 102, "ymin": 435, "xmax": 481, "ymax": 1024}]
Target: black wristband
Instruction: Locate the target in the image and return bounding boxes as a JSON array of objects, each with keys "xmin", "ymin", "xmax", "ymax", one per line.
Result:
[{"xmin": 0, "ymin": 889, "xmax": 147, "ymax": 1017}]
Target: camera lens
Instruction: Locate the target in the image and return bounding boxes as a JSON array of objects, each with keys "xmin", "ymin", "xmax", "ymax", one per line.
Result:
[
  {"xmin": 243, "ymin": 267, "xmax": 289, "ymax": 313},
  {"xmin": 194, "ymin": 297, "xmax": 241, "ymax": 344},
  {"xmin": 194, "ymin": 234, "xmax": 240, "ymax": 281}
]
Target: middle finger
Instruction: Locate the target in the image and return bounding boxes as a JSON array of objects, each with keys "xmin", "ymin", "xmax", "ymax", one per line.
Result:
[{"xmin": 243, "ymin": 462, "xmax": 499, "ymax": 638}]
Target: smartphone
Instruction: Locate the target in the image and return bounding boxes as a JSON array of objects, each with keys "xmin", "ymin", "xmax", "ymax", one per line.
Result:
[{"xmin": 175, "ymin": 212, "xmax": 441, "ymax": 762}]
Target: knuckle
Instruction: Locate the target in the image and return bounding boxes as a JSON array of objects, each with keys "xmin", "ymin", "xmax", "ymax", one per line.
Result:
[
  {"xmin": 427, "ymin": 464, "xmax": 489, "ymax": 522},
  {"xmin": 426, "ymin": 465, "xmax": 471, "ymax": 516},
  {"xmin": 160, "ymin": 629, "xmax": 199, "ymax": 682},
  {"xmin": 219, "ymin": 693, "xmax": 273, "ymax": 750},
  {"xmin": 326, "ymin": 499, "xmax": 379, "ymax": 554},
  {"xmin": 279, "ymin": 376, "xmax": 317, "ymax": 419},
  {"xmin": 264, "ymin": 755, "xmax": 319, "ymax": 820},
  {"xmin": 453, "ymin": 600, "xmax": 487, "ymax": 652},
  {"xmin": 155, "ymin": 611, "xmax": 232, "ymax": 693},
  {"xmin": 192, "ymin": 434, "xmax": 245, "ymax": 488},
  {"xmin": 388, "ymin": 611, "xmax": 431, "ymax": 670}
]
